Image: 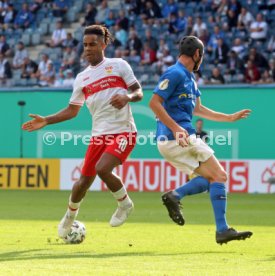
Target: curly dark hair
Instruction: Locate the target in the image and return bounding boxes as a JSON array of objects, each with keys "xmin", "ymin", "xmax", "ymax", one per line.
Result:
[{"xmin": 84, "ymin": 25, "xmax": 113, "ymax": 45}]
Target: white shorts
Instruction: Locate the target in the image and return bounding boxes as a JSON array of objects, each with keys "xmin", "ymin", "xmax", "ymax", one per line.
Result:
[{"xmin": 157, "ymin": 134, "xmax": 214, "ymax": 174}]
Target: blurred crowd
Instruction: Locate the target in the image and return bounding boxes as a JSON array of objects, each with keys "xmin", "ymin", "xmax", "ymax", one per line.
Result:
[{"xmin": 0, "ymin": 0, "xmax": 274, "ymax": 87}]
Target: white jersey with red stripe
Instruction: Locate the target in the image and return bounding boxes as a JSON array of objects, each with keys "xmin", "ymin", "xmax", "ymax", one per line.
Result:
[{"xmin": 69, "ymin": 58, "xmax": 138, "ymax": 136}]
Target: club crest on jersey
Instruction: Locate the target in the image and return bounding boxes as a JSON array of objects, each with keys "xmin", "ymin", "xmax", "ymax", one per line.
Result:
[
  {"xmin": 105, "ymin": 66, "xmax": 113, "ymax": 74},
  {"xmin": 159, "ymin": 79, "xmax": 169, "ymax": 90}
]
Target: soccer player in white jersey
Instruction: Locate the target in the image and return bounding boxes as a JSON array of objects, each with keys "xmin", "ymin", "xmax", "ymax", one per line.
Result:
[{"xmin": 22, "ymin": 25, "xmax": 143, "ymax": 238}]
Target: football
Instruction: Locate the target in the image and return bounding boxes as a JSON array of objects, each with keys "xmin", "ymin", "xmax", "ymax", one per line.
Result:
[{"xmin": 62, "ymin": 221, "xmax": 86, "ymax": 244}]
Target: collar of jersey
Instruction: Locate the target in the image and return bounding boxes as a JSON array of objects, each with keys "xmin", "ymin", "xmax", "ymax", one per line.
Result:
[{"xmin": 90, "ymin": 58, "xmax": 106, "ymax": 68}]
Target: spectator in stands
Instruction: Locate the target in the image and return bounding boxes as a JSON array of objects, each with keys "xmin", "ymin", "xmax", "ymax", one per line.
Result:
[
  {"xmin": 63, "ymin": 69, "xmax": 75, "ymax": 87},
  {"xmin": 207, "ymin": 15, "xmax": 216, "ymax": 30},
  {"xmin": 195, "ymin": 71, "xmax": 205, "ymax": 86},
  {"xmin": 231, "ymin": 38, "xmax": 246, "ymax": 58},
  {"xmin": 185, "ymin": 16, "xmax": 193, "ymax": 36},
  {"xmin": 49, "ymin": 21, "xmax": 67, "ymax": 48},
  {"xmin": 154, "ymin": 48, "xmax": 174, "ymax": 74},
  {"xmin": 214, "ymin": 38, "xmax": 229, "ymax": 65},
  {"xmin": 226, "ymin": 50, "xmax": 245, "ymax": 75},
  {"xmin": 245, "ymin": 60, "xmax": 260, "ymax": 83},
  {"xmin": 267, "ymin": 35, "xmax": 275, "ymax": 55},
  {"xmin": 55, "ymin": 68, "xmax": 74, "ymax": 87},
  {"xmin": 54, "ymin": 68, "xmax": 65, "ymax": 87},
  {"xmin": 116, "ymin": 10, "xmax": 129, "ymax": 31},
  {"xmin": 39, "ymin": 61, "xmax": 55, "ymax": 86},
  {"xmin": 192, "ymin": 16, "xmax": 207, "ymax": 37},
  {"xmin": 156, "ymin": 38, "xmax": 169, "ymax": 59},
  {"xmin": 199, "ymin": 29, "xmax": 209, "ymax": 46},
  {"xmin": 144, "ymin": 29, "xmax": 158, "ymax": 51},
  {"xmin": 141, "ymin": 0, "xmax": 161, "ymax": 20},
  {"xmin": 104, "ymin": 10, "xmax": 116, "ymax": 28},
  {"xmin": 207, "ymin": 25, "xmax": 225, "ymax": 55},
  {"xmin": 53, "ymin": 0, "xmax": 69, "ymax": 18},
  {"xmin": 125, "ymin": 30, "xmax": 142, "ymax": 55},
  {"xmin": 35, "ymin": 54, "xmax": 52, "ymax": 79},
  {"xmin": 14, "ymin": 3, "xmax": 33, "ymax": 29},
  {"xmin": 79, "ymin": 52, "xmax": 88, "ymax": 70},
  {"xmin": 268, "ymin": 59, "xmax": 275, "ymax": 81},
  {"xmin": 168, "ymin": 11, "xmax": 186, "ymax": 34},
  {"xmin": 195, "ymin": 119, "xmax": 208, "ymax": 141},
  {"xmin": 206, "ymin": 67, "xmax": 225, "ymax": 84},
  {"xmin": 95, "ymin": 0, "xmax": 109, "ymax": 24},
  {"xmin": 253, "ymin": 69, "xmax": 274, "ymax": 84},
  {"xmin": 250, "ymin": 13, "xmax": 268, "ymax": 42},
  {"xmin": 217, "ymin": 0, "xmax": 229, "ymax": 19},
  {"xmin": 0, "ymin": 35, "xmax": 10, "ymax": 56},
  {"xmin": 21, "ymin": 57, "xmax": 38, "ymax": 79},
  {"xmin": 162, "ymin": 0, "xmax": 178, "ymax": 18},
  {"xmin": 62, "ymin": 32, "xmax": 78, "ymax": 48},
  {"xmin": 227, "ymin": 9, "xmax": 238, "ymax": 29},
  {"xmin": 0, "ymin": 52, "xmax": 12, "ymax": 85},
  {"xmin": 13, "ymin": 41, "xmax": 28, "ymax": 70},
  {"xmin": 140, "ymin": 42, "xmax": 156, "ymax": 65},
  {"xmin": 114, "ymin": 24, "xmax": 128, "ymax": 48},
  {"xmin": 0, "ymin": 0, "xmax": 9, "ymax": 24},
  {"xmin": 1, "ymin": 3, "xmax": 16, "ymax": 30},
  {"xmin": 244, "ymin": 47, "xmax": 269, "ymax": 69},
  {"xmin": 229, "ymin": 0, "xmax": 242, "ymax": 14},
  {"xmin": 237, "ymin": 7, "xmax": 254, "ymax": 31},
  {"xmin": 30, "ymin": 0, "xmax": 43, "ymax": 14},
  {"xmin": 82, "ymin": 2, "xmax": 97, "ymax": 26},
  {"xmin": 128, "ymin": 50, "xmax": 141, "ymax": 64},
  {"xmin": 61, "ymin": 45, "xmax": 77, "ymax": 71}
]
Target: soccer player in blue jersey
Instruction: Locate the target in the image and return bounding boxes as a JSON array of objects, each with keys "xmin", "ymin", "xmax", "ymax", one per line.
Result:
[{"xmin": 149, "ymin": 36, "xmax": 253, "ymax": 245}]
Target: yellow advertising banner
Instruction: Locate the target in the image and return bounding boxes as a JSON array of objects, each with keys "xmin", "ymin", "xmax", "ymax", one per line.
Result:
[{"xmin": 0, "ymin": 159, "xmax": 60, "ymax": 190}]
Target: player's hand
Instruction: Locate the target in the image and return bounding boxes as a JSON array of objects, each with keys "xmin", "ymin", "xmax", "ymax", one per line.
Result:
[
  {"xmin": 110, "ymin": 94, "xmax": 129, "ymax": 110},
  {"xmin": 22, "ymin": 114, "xmax": 47, "ymax": 132},
  {"xmin": 230, "ymin": 109, "xmax": 252, "ymax": 122},
  {"xmin": 172, "ymin": 126, "xmax": 189, "ymax": 147}
]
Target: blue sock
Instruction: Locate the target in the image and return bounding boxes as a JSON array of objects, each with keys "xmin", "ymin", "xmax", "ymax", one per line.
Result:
[
  {"xmin": 173, "ymin": 176, "xmax": 209, "ymax": 200},
  {"xmin": 209, "ymin": 183, "xmax": 229, "ymax": 232}
]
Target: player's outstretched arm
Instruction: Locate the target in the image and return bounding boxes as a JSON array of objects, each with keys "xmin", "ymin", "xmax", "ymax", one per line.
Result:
[
  {"xmin": 22, "ymin": 104, "xmax": 81, "ymax": 132},
  {"xmin": 194, "ymin": 97, "xmax": 251, "ymax": 122}
]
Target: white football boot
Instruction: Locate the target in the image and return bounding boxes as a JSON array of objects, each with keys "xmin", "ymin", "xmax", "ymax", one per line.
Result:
[
  {"xmin": 109, "ymin": 201, "xmax": 134, "ymax": 227},
  {"xmin": 58, "ymin": 210, "xmax": 78, "ymax": 238}
]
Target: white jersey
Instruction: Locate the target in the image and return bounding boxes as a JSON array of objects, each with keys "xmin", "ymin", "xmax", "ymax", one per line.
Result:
[{"xmin": 69, "ymin": 58, "xmax": 138, "ymax": 136}]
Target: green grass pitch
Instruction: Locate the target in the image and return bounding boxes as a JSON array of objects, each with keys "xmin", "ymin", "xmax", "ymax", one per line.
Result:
[{"xmin": 0, "ymin": 191, "xmax": 275, "ymax": 275}]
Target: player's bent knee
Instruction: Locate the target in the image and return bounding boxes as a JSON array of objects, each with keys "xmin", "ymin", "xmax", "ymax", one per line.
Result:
[
  {"xmin": 95, "ymin": 163, "xmax": 110, "ymax": 177},
  {"xmin": 210, "ymin": 170, "xmax": 227, "ymax": 183}
]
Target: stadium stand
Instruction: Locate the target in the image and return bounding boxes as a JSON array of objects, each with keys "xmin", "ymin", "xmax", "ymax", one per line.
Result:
[{"xmin": 0, "ymin": 0, "xmax": 274, "ymax": 87}]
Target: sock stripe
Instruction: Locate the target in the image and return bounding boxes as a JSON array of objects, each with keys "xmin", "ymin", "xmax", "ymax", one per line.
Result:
[
  {"xmin": 117, "ymin": 194, "xmax": 127, "ymax": 201},
  {"xmin": 68, "ymin": 205, "xmax": 78, "ymax": 211}
]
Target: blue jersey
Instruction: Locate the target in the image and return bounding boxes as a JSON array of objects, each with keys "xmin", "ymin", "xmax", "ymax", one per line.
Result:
[{"xmin": 153, "ymin": 61, "xmax": 201, "ymax": 140}]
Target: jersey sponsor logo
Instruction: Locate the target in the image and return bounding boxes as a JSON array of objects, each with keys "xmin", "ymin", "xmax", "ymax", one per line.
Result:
[
  {"xmin": 158, "ymin": 79, "xmax": 169, "ymax": 90},
  {"xmin": 83, "ymin": 76, "xmax": 127, "ymax": 98}
]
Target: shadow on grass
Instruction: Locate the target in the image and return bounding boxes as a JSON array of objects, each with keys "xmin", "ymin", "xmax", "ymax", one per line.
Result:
[{"xmin": 0, "ymin": 249, "xmax": 236, "ymax": 262}]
